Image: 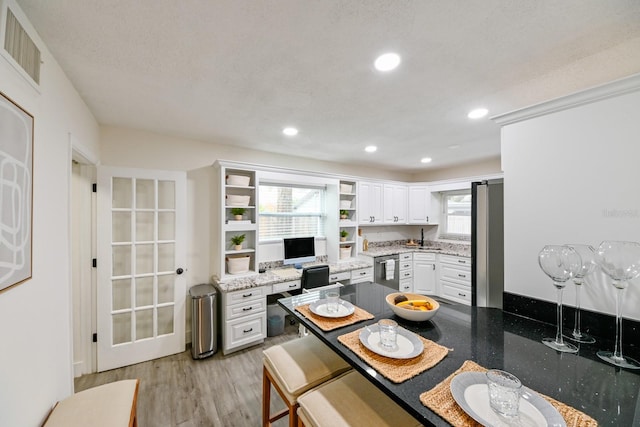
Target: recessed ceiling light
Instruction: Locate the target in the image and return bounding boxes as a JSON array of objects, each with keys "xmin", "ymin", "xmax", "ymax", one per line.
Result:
[
  {"xmin": 282, "ymin": 127, "xmax": 298, "ymax": 136},
  {"xmin": 467, "ymin": 108, "xmax": 488, "ymax": 119},
  {"xmin": 365, "ymin": 145, "xmax": 377, "ymax": 153},
  {"xmin": 374, "ymin": 53, "xmax": 401, "ymax": 72},
  {"xmin": 420, "ymin": 157, "xmax": 432, "ymax": 164}
]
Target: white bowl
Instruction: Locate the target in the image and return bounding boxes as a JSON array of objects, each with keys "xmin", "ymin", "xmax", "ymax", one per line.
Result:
[
  {"xmin": 226, "ymin": 194, "xmax": 250, "ymax": 206},
  {"xmin": 385, "ymin": 292, "xmax": 440, "ymax": 322},
  {"xmin": 226, "ymin": 175, "xmax": 251, "ymax": 186}
]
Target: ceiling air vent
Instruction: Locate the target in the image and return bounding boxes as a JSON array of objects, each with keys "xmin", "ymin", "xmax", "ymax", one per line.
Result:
[{"xmin": 4, "ymin": 7, "xmax": 40, "ymax": 84}]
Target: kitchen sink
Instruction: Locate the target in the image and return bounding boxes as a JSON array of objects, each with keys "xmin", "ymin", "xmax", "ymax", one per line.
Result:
[{"xmin": 417, "ymin": 247, "xmax": 442, "ymax": 250}]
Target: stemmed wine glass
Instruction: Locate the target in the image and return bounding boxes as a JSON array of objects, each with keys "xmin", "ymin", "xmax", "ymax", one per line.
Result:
[
  {"xmin": 538, "ymin": 245, "xmax": 582, "ymax": 353},
  {"xmin": 565, "ymin": 244, "xmax": 597, "ymax": 343},
  {"xmin": 595, "ymin": 241, "xmax": 640, "ymax": 369}
]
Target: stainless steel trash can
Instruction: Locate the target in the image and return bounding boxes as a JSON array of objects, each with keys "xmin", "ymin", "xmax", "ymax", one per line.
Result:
[{"xmin": 189, "ymin": 284, "xmax": 217, "ymax": 359}]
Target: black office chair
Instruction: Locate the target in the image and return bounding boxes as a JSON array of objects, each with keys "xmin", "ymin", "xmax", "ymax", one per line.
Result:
[{"xmin": 300, "ymin": 265, "xmax": 330, "ymax": 290}]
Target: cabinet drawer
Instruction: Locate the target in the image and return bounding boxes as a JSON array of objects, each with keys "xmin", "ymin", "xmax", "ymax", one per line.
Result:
[
  {"xmin": 399, "ymin": 252, "xmax": 413, "ymax": 262},
  {"xmin": 414, "ymin": 252, "xmax": 436, "ymax": 262},
  {"xmin": 272, "ymin": 280, "xmax": 300, "ymax": 293},
  {"xmin": 226, "ymin": 313, "xmax": 265, "ymax": 348},
  {"xmin": 399, "ymin": 269, "xmax": 413, "ymax": 280},
  {"xmin": 227, "ymin": 299, "xmax": 266, "ymax": 320},
  {"xmin": 440, "ymin": 254, "xmax": 472, "ymax": 267},
  {"xmin": 350, "ymin": 267, "xmax": 373, "ymax": 284},
  {"xmin": 441, "ymin": 265, "xmax": 471, "ymax": 284},
  {"xmin": 399, "ymin": 261, "xmax": 413, "ymax": 271},
  {"xmin": 399, "ymin": 278, "xmax": 413, "ymax": 292},
  {"xmin": 329, "ymin": 271, "xmax": 350, "ymax": 283},
  {"xmin": 441, "ymin": 280, "xmax": 471, "ymax": 305},
  {"xmin": 226, "ymin": 287, "xmax": 266, "ymax": 305}
]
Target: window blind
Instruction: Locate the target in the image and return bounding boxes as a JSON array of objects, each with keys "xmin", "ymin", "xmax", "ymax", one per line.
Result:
[{"xmin": 259, "ymin": 184, "xmax": 325, "ymax": 240}]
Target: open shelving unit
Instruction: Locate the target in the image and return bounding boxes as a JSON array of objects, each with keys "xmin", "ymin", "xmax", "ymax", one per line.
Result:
[
  {"xmin": 338, "ymin": 179, "xmax": 358, "ymax": 261},
  {"xmin": 214, "ymin": 163, "xmax": 259, "ymax": 280}
]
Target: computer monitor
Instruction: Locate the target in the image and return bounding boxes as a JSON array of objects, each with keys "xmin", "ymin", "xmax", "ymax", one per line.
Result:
[{"xmin": 283, "ymin": 237, "xmax": 316, "ymax": 268}]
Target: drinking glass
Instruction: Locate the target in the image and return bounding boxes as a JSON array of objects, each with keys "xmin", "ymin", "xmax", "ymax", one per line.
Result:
[
  {"xmin": 325, "ymin": 292, "xmax": 340, "ymax": 313},
  {"xmin": 565, "ymin": 244, "xmax": 597, "ymax": 343},
  {"xmin": 378, "ymin": 319, "xmax": 398, "ymax": 350},
  {"xmin": 538, "ymin": 245, "xmax": 581, "ymax": 353},
  {"xmin": 595, "ymin": 241, "xmax": 640, "ymax": 369}
]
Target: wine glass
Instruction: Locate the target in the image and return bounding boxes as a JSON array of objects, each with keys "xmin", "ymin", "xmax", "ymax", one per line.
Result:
[
  {"xmin": 565, "ymin": 244, "xmax": 597, "ymax": 343},
  {"xmin": 595, "ymin": 241, "xmax": 640, "ymax": 369},
  {"xmin": 538, "ymin": 245, "xmax": 581, "ymax": 353}
]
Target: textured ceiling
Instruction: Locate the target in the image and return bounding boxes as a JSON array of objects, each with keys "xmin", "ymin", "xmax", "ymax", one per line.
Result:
[{"xmin": 15, "ymin": 0, "xmax": 640, "ymax": 173}]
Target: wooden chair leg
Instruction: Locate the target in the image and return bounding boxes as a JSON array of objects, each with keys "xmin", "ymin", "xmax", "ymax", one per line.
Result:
[{"xmin": 262, "ymin": 365, "xmax": 271, "ymax": 427}]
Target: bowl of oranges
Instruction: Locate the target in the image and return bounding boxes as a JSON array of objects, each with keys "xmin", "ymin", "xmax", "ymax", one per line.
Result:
[{"xmin": 385, "ymin": 292, "xmax": 440, "ymax": 321}]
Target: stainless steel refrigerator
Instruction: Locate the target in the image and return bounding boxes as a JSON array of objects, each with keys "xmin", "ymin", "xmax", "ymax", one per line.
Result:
[{"xmin": 471, "ymin": 179, "xmax": 504, "ymax": 308}]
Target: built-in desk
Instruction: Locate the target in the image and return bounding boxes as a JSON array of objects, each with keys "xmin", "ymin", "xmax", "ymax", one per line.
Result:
[
  {"xmin": 212, "ymin": 260, "xmax": 373, "ymax": 354},
  {"xmin": 278, "ymin": 282, "xmax": 640, "ymax": 426}
]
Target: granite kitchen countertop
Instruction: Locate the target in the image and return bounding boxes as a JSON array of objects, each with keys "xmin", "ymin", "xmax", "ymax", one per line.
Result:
[
  {"xmin": 213, "ymin": 259, "xmax": 373, "ymax": 293},
  {"xmin": 360, "ymin": 244, "xmax": 470, "ymax": 258}
]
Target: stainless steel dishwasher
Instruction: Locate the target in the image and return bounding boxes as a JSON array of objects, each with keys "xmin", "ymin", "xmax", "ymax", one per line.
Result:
[{"xmin": 373, "ymin": 254, "xmax": 399, "ymax": 289}]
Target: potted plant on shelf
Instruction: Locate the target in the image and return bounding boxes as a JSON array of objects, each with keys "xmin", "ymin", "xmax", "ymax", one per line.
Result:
[
  {"xmin": 340, "ymin": 230, "xmax": 349, "ymax": 242},
  {"xmin": 340, "ymin": 209, "xmax": 349, "ymax": 220},
  {"xmin": 231, "ymin": 207, "xmax": 246, "ymax": 221},
  {"xmin": 231, "ymin": 234, "xmax": 246, "ymax": 250}
]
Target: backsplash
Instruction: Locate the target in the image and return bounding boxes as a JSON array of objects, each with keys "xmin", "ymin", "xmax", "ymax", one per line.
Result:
[{"xmin": 259, "ymin": 255, "xmax": 328, "ymax": 271}]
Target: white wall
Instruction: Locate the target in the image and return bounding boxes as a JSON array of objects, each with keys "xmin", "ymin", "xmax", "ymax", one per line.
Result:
[
  {"xmin": 0, "ymin": 1, "xmax": 100, "ymax": 425},
  {"xmin": 501, "ymin": 83, "xmax": 640, "ymax": 320}
]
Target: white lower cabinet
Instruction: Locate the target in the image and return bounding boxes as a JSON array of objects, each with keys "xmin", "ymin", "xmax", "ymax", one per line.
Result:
[
  {"xmin": 222, "ymin": 287, "xmax": 267, "ymax": 354},
  {"xmin": 438, "ymin": 254, "xmax": 471, "ymax": 305},
  {"xmin": 329, "ymin": 271, "xmax": 350, "ymax": 283},
  {"xmin": 399, "ymin": 252, "xmax": 413, "ymax": 292},
  {"xmin": 413, "ymin": 253, "xmax": 437, "ymax": 294},
  {"xmin": 350, "ymin": 267, "xmax": 373, "ymax": 284}
]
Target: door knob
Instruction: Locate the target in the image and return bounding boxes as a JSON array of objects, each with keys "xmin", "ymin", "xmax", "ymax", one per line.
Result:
[{"xmin": 176, "ymin": 268, "xmax": 184, "ymax": 275}]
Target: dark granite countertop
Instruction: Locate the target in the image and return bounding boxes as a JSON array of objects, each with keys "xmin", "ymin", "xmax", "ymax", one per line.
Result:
[{"xmin": 278, "ymin": 282, "xmax": 639, "ymax": 426}]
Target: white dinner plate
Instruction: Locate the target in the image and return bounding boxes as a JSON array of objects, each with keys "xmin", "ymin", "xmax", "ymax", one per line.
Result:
[
  {"xmin": 309, "ymin": 299, "xmax": 355, "ymax": 318},
  {"xmin": 450, "ymin": 372, "xmax": 566, "ymax": 427},
  {"xmin": 359, "ymin": 324, "xmax": 424, "ymax": 359}
]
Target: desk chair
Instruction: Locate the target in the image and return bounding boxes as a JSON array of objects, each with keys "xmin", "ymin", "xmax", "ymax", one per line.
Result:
[{"xmin": 300, "ymin": 265, "xmax": 330, "ymax": 290}]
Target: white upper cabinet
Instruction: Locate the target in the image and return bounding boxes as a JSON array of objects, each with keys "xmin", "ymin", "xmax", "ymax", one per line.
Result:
[
  {"xmin": 358, "ymin": 181, "xmax": 384, "ymax": 225},
  {"xmin": 383, "ymin": 184, "xmax": 408, "ymax": 224},
  {"xmin": 408, "ymin": 185, "xmax": 438, "ymax": 224}
]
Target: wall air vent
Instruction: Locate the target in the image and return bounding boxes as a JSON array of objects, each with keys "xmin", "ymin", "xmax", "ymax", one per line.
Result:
[{"xmin": 4, "ymin": 7, "xmax": 40, "ymax": 84}]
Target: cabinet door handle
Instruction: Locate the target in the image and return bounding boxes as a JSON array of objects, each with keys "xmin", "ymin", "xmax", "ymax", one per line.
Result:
[
  {"xmin": 458, "ymin": 274, "xmax": 467, "ymax": 278},
  {"xmin": 458, "ymin": 260, "xmax": 466, "ymax": 264},
  {"xmin": 243, "ymin": 328, "xmax": 253, "ymax": 333},
  {"xmin": 360, "ymin": 271, "xmax": 367, "ymax": 276},
  {"xmin": 242, "ymin": 307, "xmax": 252, "ymax": 312},
  {"xmin": 289, "ymin": 284, "xmax": 298, "ymax": 288},
  {"xmin": 330, "ymin": 276, "xmax": 338, "ymax": 280},
  {"xmin": 242, "ymin": 293, "xmax": 253, "ymax": 298},
  {"xmin": 458, "ymin": 292, "xmax": 466, "ymax": 297},
  {"xmin": 426, "ymin": 216, "xmax": 429, "ymax": 222},
  {"xmin": 432, "ymin": 264, "xmax": 435, "ymax": 270}
]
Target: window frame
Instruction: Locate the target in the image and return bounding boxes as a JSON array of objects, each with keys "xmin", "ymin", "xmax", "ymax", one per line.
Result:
[
  {"xmin": 440, "ymin": 189, "xmax": 472, "ymax": 241},
  {"xmin": 257, "ymin": 182, "xmax": 327, "ymax": 243}
]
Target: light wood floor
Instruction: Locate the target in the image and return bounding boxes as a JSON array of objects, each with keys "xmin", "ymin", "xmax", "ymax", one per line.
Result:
[{"xmin": 75, "ymin": 319, "xmax": 299, "ymax": 427}]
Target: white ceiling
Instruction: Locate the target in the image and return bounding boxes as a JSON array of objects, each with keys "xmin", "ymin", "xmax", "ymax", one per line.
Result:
[{"xmin": 15, "ymin": 0, "xmax": 640, "ymax": 173}]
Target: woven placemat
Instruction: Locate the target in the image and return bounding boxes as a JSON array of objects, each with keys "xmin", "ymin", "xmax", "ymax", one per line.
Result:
[
  {"xmin": 294, "ymin": 304, "xmax": 374, "ymax": 331},
  {"xmin": 419, "ymin": 360, "xmax": 598, "ymax": 427},
  {"xmin": 337, "ymin": 327, "xmax": 449, "ymax": 383}
]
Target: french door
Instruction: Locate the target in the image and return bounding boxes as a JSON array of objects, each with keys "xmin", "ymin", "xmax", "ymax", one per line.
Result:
[{"xmin": 96, "ymin": 166, "xmax": 186, "ymax": 371}]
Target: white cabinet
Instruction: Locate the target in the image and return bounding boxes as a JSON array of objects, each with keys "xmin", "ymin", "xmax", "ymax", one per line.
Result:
[
  {"xmin": 358, "ymin": 181, "xmax": 383, "ymax": 225},
  {"xmin": 221, "ymin": 287, "xmax": 267, "ymax": 354},
  {"xmin": 383, "ymin": 184, "xmax": 408, "ymax": 224},
  {"xmin": 399, "ymin": 252, "xmax": 413, "ymax": 292},
  {"xmin": 438, "ymin": 254, "xmax": 471, "ymax": 305},
  {"xmin": 408, "ymin": 185, "xmax": 438, "ymax": 225},
  {"xmin": 413, "ymin": 252, "xmax": 437, "ymax": 295},
  {"xmin": 214, "ymin": 162, "xmax": 259, "ymax": 281},
  {"xmin": 350, "ymin": 266, "xmax": 373, "ymax": 284}
]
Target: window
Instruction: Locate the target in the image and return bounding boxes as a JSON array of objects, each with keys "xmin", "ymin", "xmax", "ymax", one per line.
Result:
[
  {"xmin": 258, "ymin": 184, "xmax": 325, "ymax": 241},
  {"xmin": 441, "ymin": 190, "xmax": 471, "ymax": 240}
]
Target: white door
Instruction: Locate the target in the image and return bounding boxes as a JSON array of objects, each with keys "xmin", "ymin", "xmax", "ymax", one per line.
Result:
[
  {"xmin": 96, "ymin": 166, "xmax": 186, "ymax": 371},
  {"xmin": 413, "ymin": 258, "xmax": 436, "ymax": 294}
]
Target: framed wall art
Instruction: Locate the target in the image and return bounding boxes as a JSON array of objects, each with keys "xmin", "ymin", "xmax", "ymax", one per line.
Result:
[{"xmin": 0, "ymin": 91, "xmax": 33, "ymax": 293}]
